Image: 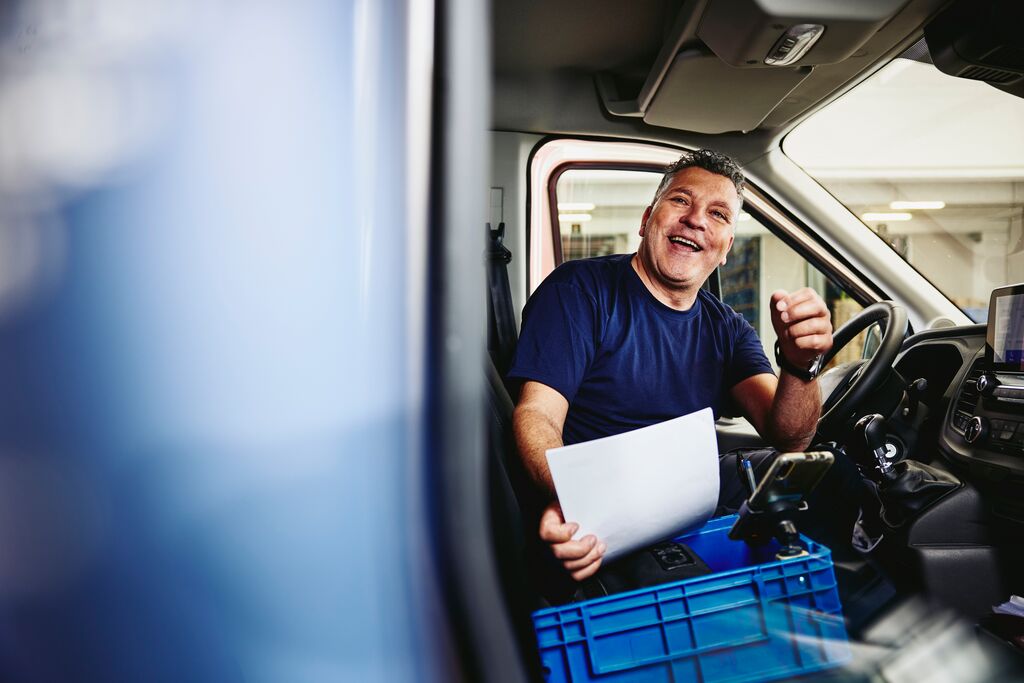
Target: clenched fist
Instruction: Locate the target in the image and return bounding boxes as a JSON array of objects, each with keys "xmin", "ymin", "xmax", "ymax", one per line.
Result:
[{"xmin": 770, "ymin": 288, "xmax": 833, "ymax": 374}]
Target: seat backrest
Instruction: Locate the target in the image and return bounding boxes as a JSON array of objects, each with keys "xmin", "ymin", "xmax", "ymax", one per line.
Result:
[
  {"xmin": 484, "ymin": 225, "xmax": 549, "ymax": 671},
  {"xmin": 486, "ymin": 354, "xmax": 548, "ymax": 676}
]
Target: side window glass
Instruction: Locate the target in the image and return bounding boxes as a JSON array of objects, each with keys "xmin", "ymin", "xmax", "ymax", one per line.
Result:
[
  {"xmin": 554, "ymin": 167, "xmax": 870, "ymax": 370},
  {"xmin": 554, "ymin": 168, "xmax": 660, "ymax": 260}
]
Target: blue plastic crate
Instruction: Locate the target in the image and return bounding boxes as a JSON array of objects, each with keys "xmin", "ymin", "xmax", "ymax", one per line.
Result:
[{"xmin": 532, "ymin": 515, "xmax": 851, "ymax": 683}]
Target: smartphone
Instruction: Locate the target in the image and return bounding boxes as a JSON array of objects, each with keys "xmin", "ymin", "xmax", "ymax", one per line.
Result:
[
  {"xmin": 728, "ymin": 451, "xmax": 835, "ymax": 543},
  {"xmin": 747, "ymin": 451, "xmax": 835, "ymax": 512}
]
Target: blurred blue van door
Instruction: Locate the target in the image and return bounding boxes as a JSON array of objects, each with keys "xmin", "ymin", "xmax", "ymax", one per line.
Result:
[{"xmin": 0, "ymin": 1, "xmax": 520, "ymax": 681}]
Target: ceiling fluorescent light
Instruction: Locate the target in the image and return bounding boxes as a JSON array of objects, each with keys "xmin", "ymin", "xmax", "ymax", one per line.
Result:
[
  {"xmin": 558, "ymin": 213, "xmax": 592, "ymax": 223},
  {"xmin": 862, "ymin": 212, "xmax": 912, "ymax": 222},
  {"xmin": 889, "ymin": 200, "xmax": 945, "ymax": 210},
  {"xmin": 558, "ymin": 202, "xmax": 596, "ymax": 211}
]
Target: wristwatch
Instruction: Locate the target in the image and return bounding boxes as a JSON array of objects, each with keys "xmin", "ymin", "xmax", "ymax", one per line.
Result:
[{"xmin": 774, "ymin": 340, "xmax": 823, "ymax": 382}]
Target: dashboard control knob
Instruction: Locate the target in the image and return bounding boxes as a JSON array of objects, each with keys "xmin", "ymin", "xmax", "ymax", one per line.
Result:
[
  {"xmin": 976, "ymin": 373, "xmax": 997, "ymax": 396},
  {"xmin": 964, "ymin": 416, "xmax": 989, "ymax": 444}
]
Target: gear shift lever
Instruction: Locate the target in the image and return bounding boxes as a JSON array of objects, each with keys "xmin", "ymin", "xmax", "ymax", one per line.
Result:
[
  {"xmin": 852, "ymin": 415, "xmax": 962, "ymax": 530},
  {"xmin": 854, "ymin": 414, "xmax": 896, "ymax": 480}
]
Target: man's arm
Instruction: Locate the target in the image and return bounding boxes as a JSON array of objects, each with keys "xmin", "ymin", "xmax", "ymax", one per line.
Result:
[
  {"xmin": 513, "ymin": 381, "xmax": 569, "ymax": 497},
  {"xmin": 513, "ymin": 380, "xmax": 606, "ymax": 580},
  {"xmin": 731, "ymin": 288, "xmax": 833, "ymax": 451},
  {"xmin": 731, "ymin": 372, "xmax": 820, "ymax": 451}
]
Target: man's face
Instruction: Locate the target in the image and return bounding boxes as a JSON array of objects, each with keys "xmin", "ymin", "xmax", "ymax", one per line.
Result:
[{"xmin": 637, "ymin": 166, "xmax": 740, "ymax": 294}]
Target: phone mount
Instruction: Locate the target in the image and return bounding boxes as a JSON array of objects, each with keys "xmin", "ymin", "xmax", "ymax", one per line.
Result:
[
  {"xmin": 725, "ymin": 449, "xmax": 839, "ymax": 559},
  {"xmin": 728, "ymin": 496, "xmax": 810, "ymax": 560}
]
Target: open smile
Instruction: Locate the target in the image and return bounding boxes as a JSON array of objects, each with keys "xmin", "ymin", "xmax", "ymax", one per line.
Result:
[{"xmin": 668, "ymin": 236, "xmax": 703, "ymax": 252}]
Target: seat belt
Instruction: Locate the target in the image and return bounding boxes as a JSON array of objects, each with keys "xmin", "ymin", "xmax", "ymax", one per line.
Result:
[{"xmin": 486, "ymin": 221, "xmax": 519, "ymax": 379}]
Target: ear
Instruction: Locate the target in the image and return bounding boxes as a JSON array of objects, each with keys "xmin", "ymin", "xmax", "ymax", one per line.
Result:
[
  {"xmin": 640, "ymin": 205, "xmax": 652, "ymax": 236},
  {"xmin": 720, "ymin": 232, "xmax": 735, "ymax": 266}
]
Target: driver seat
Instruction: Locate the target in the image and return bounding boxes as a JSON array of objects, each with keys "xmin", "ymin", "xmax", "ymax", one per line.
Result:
[{"xmin": 485, "ymin": 224, "xmax": 555, "ymax": 672}]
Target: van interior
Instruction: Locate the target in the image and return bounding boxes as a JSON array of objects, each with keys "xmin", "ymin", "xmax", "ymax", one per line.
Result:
[
  {"xmin": 474, "ymin": 0, "xmax": 1024, "ymax": 680},
  {"xmin": 1, "ymin": 0, "xmax": 1023, "ymax": 680}
]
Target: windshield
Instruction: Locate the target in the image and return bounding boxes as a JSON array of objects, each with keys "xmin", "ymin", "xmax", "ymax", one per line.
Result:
[{"xmin": 785, "ymin": 56, "xmax": 1024, "ymax": 322}]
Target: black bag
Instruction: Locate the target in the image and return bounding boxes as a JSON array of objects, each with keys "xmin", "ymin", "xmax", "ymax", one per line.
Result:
[{"xmin": 573, "ymin": 540, "xmax": 713, "ymax": 601}]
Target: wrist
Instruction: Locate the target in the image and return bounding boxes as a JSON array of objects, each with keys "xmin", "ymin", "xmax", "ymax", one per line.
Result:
[{"xmin": 774, "ymin": 340, "xmax": 823, "ymax": 382}]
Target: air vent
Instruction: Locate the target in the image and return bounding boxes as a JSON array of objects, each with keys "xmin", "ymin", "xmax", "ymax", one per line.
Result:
[
  {"xmin": 951, "ymin": 358, "xmax": 985, "ymax": 434},
  {"xmin": 957, "ymin": 65, "xmax": 1021, "ymax": 84}
]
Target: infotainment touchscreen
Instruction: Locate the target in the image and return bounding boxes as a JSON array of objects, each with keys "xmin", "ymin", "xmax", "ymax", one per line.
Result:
[{"xmin": 987, "ymin": 284, "xmax": 1024, "ymax": 372}]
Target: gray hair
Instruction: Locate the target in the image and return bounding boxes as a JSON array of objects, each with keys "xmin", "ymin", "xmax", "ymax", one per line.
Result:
[{"xmin": 652, "ymin": 149, "xmax": 746, "ymax": 205}]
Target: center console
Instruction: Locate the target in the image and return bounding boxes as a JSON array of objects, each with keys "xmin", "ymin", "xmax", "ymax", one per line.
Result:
[{"xmin": 949, "ymin": 284, "xmax": 1024, "ymax": 460}]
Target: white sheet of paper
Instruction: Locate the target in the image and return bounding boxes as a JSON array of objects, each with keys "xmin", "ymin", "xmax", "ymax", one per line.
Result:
[
  {"xmin": 546, "ymin": 407, "xmax": 720, "ymax": 562},
  {"xmin": 994, "ymin": 595, "xmax": 1024, "ymax": 618}
]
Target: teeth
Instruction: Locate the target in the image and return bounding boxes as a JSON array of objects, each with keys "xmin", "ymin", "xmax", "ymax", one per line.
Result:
[{"xmin": 669, "ymin": 236, "xmax": 701, "ymax": 251}]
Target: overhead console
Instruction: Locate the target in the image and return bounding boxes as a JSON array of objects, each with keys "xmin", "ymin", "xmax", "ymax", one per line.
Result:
[
  {"xmin": 596, "ymin": 0, "xmax": 915, "ymax": 133},
  {"xmin": 948, "ymin": 284, "xmax": 1024, "ymax": 467},
  {"xmin": 697, "ymin": 1, "xmax": 894, "ymax": 68}
]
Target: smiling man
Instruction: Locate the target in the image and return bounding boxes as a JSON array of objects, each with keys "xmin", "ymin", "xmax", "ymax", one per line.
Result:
[{"xmin": 509, "ymin": 149, "xmax": 837, "ymax": 585}]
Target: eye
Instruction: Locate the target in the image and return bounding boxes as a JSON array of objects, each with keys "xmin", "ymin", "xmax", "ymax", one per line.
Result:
[{"xmin": 712, "ymin": 210, "xmax": 728, "ymax": 221}]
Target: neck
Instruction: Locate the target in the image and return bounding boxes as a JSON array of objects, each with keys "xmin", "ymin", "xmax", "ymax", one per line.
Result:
[{"xmin": 631, "ymin": 253, "xmax": 699, "ymax": 311}]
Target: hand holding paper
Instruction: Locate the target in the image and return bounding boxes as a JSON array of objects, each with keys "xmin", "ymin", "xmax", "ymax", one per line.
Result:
[
  {"xmin": 545, "ymin": 407, "xmax": 720, "ymax": 563},
  {"xmin": 538, "ymin": 501, "xmax": 608, "ymax": 581}
]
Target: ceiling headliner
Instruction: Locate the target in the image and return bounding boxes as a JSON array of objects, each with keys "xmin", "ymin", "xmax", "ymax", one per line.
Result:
[{"xmin": 491, "ymin": 0, "xmax": 952, "ymax": 144}]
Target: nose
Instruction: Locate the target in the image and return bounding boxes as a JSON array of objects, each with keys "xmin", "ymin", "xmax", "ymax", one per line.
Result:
[{"xmin": 680, "ymin": 203, "xmax": 709, "ymax": 231}]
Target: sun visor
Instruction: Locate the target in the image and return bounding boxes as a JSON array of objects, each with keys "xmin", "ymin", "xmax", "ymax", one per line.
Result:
[{"xmin": 643, "ymin": 49, "xmax": 810, "ymax": 134}]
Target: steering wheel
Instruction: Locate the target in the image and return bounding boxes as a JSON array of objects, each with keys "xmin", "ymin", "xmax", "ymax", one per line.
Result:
[{"xmin": 815, "ymin": 301, "xmax": 909, "ymax": 437}]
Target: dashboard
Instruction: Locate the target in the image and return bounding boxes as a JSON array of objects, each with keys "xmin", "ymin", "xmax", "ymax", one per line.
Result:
[
  {"xmin": 830, "ymin": 286, "xmax": 1024, "ymax": 621},
  {"xmin": 888, "ymin": 285, "xmax": 1024, "ymax": 488}
]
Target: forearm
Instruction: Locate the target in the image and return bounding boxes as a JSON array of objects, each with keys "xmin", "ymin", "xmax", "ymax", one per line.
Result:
[
  {"xmin": 513, "ymin": 405, "xmax": 564, "ymax": 499},
  {"xmin": 513, "ymin": 384, "xmax": 604, "ymax": 579},
  {"xmin": 767, "ymin": 371, "xmax": 821, "ymax": 451}
]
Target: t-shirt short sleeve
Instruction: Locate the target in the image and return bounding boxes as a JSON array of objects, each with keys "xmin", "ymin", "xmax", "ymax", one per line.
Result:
[
  {"xmin": 726, "ymin": 312, "xmax": 775, "ymax": 387},
  {"xmin": 508, "ymin": 279, "xmax": 599, "ymax": 403}
]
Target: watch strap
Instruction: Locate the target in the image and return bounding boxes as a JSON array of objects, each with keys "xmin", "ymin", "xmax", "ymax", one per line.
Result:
[{"xmin": 774, "ymin": 339, "xmax": 821, "ymax": 382}]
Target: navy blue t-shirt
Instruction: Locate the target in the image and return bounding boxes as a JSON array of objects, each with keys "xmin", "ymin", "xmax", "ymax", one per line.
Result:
[{"xmin": 508, "ymin": 254, "xmax": 774, "ymax": 445}]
